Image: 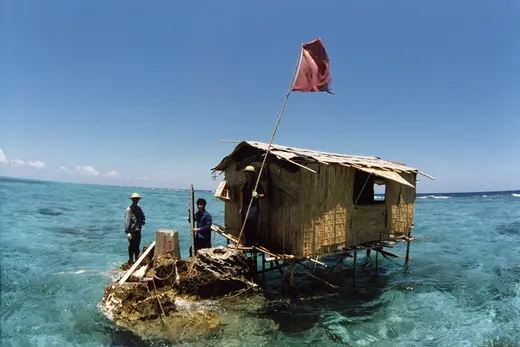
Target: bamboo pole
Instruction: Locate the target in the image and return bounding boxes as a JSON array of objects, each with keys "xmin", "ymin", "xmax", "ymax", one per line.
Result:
[
  {"xmin": 296, "ymin": 261, "xmax": 339, "ymax": 289},
  {"xmin": 375, "ymin": 251, "xmax": 379, "ymax": 272},
  {"xmin": 376, "ymin": 232, "xmax": 381, "ymax": 272},
  {"xmin": 235, "ymin": 47, "xmax": 303, "ymax": 246},
  {"xmin": 405, "ymin": 229, "xmax": 412, "ymax": 265},
  {"xmin": 307, "ymin": 257, "xmax": 328, "ymax": 268},
  {"xmin": 339, "ymin": 255, "xmax": 345, "ymax": 283},
  {"xmin": 289, "ymin": 261, "xmax": 295, "ymax": 293},
  {"xmin": 189, "ymin": 184, "xmax": 195, "ymax": 257},
  {"xmin": 353, "ymin": 250, "xmax": 357, "ymax": 287}
]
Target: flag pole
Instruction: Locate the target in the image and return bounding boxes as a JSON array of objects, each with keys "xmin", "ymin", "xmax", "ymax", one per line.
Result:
[
  {"xmin": 235, "ymin": 46, "xmax": 304, "ymax": 247},
  {"xmin": 189, "ymin": 184, "xmax": 195, "ymax": 257}
]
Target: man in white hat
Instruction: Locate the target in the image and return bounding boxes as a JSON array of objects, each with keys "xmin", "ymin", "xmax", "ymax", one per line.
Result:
[
  {"xmin": 240, "ymin": 165, "xmax": 265, "ymax": 246},
  {"xmin": 125, "ymin": 193, "xmax": 146, "ymax": 265}
]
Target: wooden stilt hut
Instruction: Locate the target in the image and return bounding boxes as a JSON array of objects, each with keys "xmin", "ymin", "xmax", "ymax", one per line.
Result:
[{"xmin": 211, "ymin": 141, "xmax": 434, "ymax": 259}]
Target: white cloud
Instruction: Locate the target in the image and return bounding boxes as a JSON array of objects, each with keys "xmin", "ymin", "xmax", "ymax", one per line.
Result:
[
  {"xmin": 27, "ymin": 160, "xmax": 45, "ymax": 169},
  {"xmin": 104, "ymin": 170, "xmax": 121, "ymax": 179},
  {"xmin": 0, "ymin": 149, "xmax": 6, "ymax": 164},
  {"xmin": 11, "ymin": 159, "xmax": 24, "ymax": 167},
  {"xmin": 135, "ymin": 176, "xmax": 149, "ymax": 180},
  {"xmin": 74, "ymin": 165, "xmax": 100, "ymax": 176},
  {"xmin": 59, "ymin": 166, "xmax": 119, "ymax": 179}
]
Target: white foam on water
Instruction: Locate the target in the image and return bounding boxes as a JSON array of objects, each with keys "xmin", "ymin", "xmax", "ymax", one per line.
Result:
[
  {"xmin": 174, "ymin": 297, "xmax": 217, "ymax": 313},
  {"xmin": 419, "ymin": 195, "xmax": 451, "ymax": 199},
  {"xmin": 54, "ymin": 269, "xmax": 105, "ymax": 275}
]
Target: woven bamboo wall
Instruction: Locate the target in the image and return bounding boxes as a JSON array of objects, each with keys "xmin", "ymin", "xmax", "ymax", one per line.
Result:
[
  {"xmin": 222, "ymin": 159, "xmax": 418, "ymax": 257},
  {"xmin": 299, "ymin": 164, "xmax": 354, "ymax": 256},
  {"xmin": 349, "ymin": 204, "xmax": 387, "ymax": 245},
  {"xmin": 386, "ymin": 172, "xmax": 417, "ymax": 236}
]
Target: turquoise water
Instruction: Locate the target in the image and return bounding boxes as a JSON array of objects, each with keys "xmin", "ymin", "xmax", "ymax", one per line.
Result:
[{"xmin": 1, "ymin": 177, "xmax": 519, "ymax": 347}]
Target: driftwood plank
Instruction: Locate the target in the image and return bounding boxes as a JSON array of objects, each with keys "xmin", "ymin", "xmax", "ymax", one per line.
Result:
[{"xmin": 118, "ymin": 241, "xmax": 156, "ymax": 285}]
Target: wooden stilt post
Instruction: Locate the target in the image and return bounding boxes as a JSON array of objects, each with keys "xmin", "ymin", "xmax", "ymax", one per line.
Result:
[
  {"xmin": 261, "ymin": 252, "xmax": 266, "ymax": 280},
  {"xmin": 405, "ymin": 231, "xmax": 412, "ymax": 265},
  {"xmin": 353, "ymin": 250, "xmax": 357, "ymax": 287},
  {"xmin": 253, "ymin": 251, "xmax": 259, "ymax": 277},
  {"xmin": 289, "ymin": 261, "xmax": 295, "ymax": 294},
  {"xmin": 339, "ymin": 255, "xmax": 345, "ymax": 283},
  {"xmin": 375, "ymin": 251, "xmax": 379, "ymax": 272},
  {"xmin": 376, "ymin": 232, "xmax": 382, "ymax": 272}
]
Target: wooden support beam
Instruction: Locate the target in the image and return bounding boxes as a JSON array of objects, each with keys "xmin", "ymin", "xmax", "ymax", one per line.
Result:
[
  {"xmin": 227, "ymin": 245, "xmax": 255, "ymax": 251},
  {"xmin": 307, "ymin": 257, "xmax": 328, "ymax": 267},
  {"xmin": 378, "ymin": 249, "xmax": 405, "ymax": 259},
  {"xmin": 375, "ymin": 251, "xmax": 379, "ymax": 272},
  {"xmin": 289, "ymin": 262, "xmax": 295, "ymax": 293},
  {"xmin": 265, "ymin": 255, "xmax": 295, "ymax": 262},
  {"xmin": 353, "ymin": 250, "xmax": 357, "ymax": 287},
  {"xmin": 119, "ymin": 241, "xmax": 156, "ymax": 285},
  {"xmin": 219, "ymin": 139, "xmax": 242, "ymax": 143},
  {"xmin": 339, "ymin": 255, "xmax": 345, "ymax": 283},
  {"xmin": 418, "ymin": 170, "xmax": 435, "ymax": 180},
  {"xmin": 296, "ymin": 261, "xmax": 339, "ymax": 289},
  {"xmin": 277, "ymin": 156, "xmax": 317, "ymax": 174},
  {"xmin": 405, "ymin": 230, "xmax": 412, "ymax": 265}
]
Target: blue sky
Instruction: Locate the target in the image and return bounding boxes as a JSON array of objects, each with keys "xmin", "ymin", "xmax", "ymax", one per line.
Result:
[{"xmin": 1, "ymin": 0, "xmax": 519, "ymax": 193}]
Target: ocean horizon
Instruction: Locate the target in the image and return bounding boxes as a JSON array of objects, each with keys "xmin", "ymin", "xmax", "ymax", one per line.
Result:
[
  {"xmin": 1, "ymin": 176, "xmax": 519, "ymax": 346},
  {"xmin": 0, "ymin": 174, "xmax": 517, "ymax": 196}
]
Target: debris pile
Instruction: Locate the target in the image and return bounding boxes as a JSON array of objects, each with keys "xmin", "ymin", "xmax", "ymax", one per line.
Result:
[{"xmin": 99, "ymin": 246, "xmax": 257, "ymax": 341}]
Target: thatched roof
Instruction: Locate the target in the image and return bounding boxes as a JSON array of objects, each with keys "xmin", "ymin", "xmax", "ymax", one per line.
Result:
[{"xmin": 212, "ymin": 141, "xmax": 434, "ymax": 188}]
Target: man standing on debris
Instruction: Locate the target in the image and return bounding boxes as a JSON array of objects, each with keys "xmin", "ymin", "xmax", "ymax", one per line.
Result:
[
  {"xmin": 188, "ymin": 198, "xmax": 213, "ymax": 257},
  {"xmin": 240, "ymin": 165, "xmax": 265, "ymax": 246},
  {"xmin": 125, "ymin": 193, "xmax": 146, "ymax": 265}
]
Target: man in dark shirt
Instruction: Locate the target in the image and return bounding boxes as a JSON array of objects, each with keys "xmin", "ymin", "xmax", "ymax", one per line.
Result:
[
  {"xmin": 240, "ymin": 165, "xmax": 265, "ymax": 246},
  {"xmin": 125, "ymin": 193, "xmax": 146, "ymax": 265},
  {"xmin": 188, "ymin": 198, "xmax": 213, "ymax": 257}
]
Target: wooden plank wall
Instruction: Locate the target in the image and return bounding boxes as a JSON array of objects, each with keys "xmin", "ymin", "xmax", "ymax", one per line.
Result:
[
  {"xmin": 223, "ymin": 162, "xmax": 244, "ymax": 238},
  {"xmin": 267, "ymin": 163, "xmax": 300, "ymax": 255},
  {"xmin": 223, "ymin": 160, "xmax": 271, "ymax": 243}
]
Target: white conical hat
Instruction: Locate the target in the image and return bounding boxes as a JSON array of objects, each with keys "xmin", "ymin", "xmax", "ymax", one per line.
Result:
[
  {"xmin": 242, "ymin": 165, "xmax": 255, "ymax": 172},
  {"xmin": 130, "ymin": 193, "xmax": 142, "ymax": 199}
]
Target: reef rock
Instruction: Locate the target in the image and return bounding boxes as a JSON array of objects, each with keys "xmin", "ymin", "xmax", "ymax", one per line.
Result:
[
  {"xmin": 99, "ymin": 245, "xmax": 256, "ymax": 342},
  {"xmin": 176, "ymin": 246, "xmax": 256, "ymax": 298}
]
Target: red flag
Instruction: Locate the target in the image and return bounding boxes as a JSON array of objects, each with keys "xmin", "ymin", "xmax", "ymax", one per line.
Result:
[{"xmin": 292, "ymin": 38, "xmax": 333, "ymax": 93}]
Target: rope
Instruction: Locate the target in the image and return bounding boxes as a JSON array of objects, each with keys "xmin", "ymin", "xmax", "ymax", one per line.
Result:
[
  {"xmin": 216, "ymin": 285, "xmax": 254, "ymax": 302},
  {"xmin": 150, "ymin": 278, "xmax": 181, "ymax": 346},
  {"xmin": 236, "ymin": 47, "xmax": 303, "ymax": 246},
  {"xmin": 152, "ymin": 260, "xmax": 178, "ymax": 281}
]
